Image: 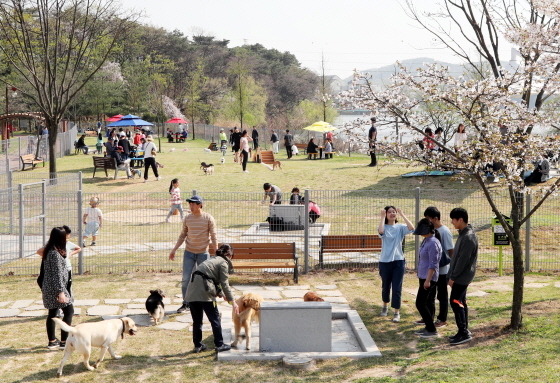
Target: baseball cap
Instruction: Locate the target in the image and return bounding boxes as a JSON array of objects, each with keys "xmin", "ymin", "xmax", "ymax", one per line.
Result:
[
  {"xmin": 186, "ymin": 195, "xmax": 203, "ymax": 204},
  {"xmin": 413, "ymin": 221, "xmax": 432, "ymax": 235}
]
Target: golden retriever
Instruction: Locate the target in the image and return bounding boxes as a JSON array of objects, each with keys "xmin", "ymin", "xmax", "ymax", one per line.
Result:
[
  {"xmin": 231, "ymin": 293, "xmax": 264, "ymax": 350},
  {"xmin": 52, "ymin": 317, "xmax": 137, "ymax": 377},
  {"xmin": 303, "ymin": 291, "xmax": 324, "ymax": 302}
]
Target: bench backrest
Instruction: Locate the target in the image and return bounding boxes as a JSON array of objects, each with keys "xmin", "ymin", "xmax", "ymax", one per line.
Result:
[
  {"xmin": 321, "ymin": 235, "xmax": 382, "ymax": 250},
  {"xmin": 260, "ymin": 150, "xmax": 275, "ymax": 165},
  {"xmin": 21, "ymin": 154, "xmax": 35, "ymax": 161},
  {"xmin": 225, "ymin": 242, "xmax": 295, "ymax": 260},
  {"xmin": 93, "ymin": 156, "xmax": 117, "ymax": 169}
]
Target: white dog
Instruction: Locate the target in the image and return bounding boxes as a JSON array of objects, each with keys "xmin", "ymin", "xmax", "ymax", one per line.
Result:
[
  {"xmin": 52, "ymin": 317, "xmax": 137, "ymax": 377},
  {"xmin": 204, "ymin": 148, "xmax": 211, "ymax": 153},
  {"xmin": 220, "ymin": 157, "xmax": 225, "ymax": 164}
]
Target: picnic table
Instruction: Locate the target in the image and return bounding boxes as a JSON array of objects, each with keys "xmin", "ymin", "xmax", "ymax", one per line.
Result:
[{"xmin": 174, "ymin": 133, "xmax": 185, "ymax": 142}]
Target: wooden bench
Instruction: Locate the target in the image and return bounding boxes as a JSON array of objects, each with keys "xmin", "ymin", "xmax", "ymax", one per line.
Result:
[
  {"xmin": 92, "ymin": 156, "xmax": 120, "ymax": 179},
  {"xmin": 260, "ymin": 150, "xmax": 275, "ymax": 165},
  {"xmin": 319, "ymin": 235, "xmax": 382, "ymax": 267},
  {"xmin": 294, "ymin": 143, "xmax": 307, "ymax": 154},
  {"xmin": 226, "ymin": 242, "xmax": 298, "ymax": 283},
  {"xmin": 20, "ymin": 154, "xmax": 45, "ymax": 171},
  {"xmin": 323, "ymin": 151, "xmax": 335, "ymax": 159}
]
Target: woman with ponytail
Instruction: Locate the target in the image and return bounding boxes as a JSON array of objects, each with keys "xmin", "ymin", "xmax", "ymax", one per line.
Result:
[{"xmin": 413, "ymin": 218, "xmax": 442, "ymax": 338}]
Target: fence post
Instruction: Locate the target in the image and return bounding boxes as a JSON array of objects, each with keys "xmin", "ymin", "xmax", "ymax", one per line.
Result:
[
  {"xmin": 192, "ymin": 189, "xmax": 197, "ymax": 197},
  {"xmin": 525, "ymin": 194, "xmax": 531, "ymax": 272},
  {"xmin": 414, "ymin": 187, "xmax": 420, "ymax": 270},
  {"xmin": 42, "ymin": 180, "xmax": 46, "ymax": 246},
  {"xmin": 78, "ymin": 190, "xmax": 83, "ymax": 275},
  {"xmin": 78, "ymin": 171, "xmax": 82, "ymax": 191},
  {"xmin": 18, "ymin": 183, "xmax": 24, "ymax": 258},
  {"xmin": 8, "ymin": 170, "xmax": 13, "ymax": 234},
  {"xmin": 303, "ymin": 189, "xmax": 309, "ymax": 274}
]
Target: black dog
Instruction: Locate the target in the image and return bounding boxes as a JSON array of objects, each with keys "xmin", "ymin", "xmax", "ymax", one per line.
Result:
[
  {"xmin": 200, "ymin": 161, "xmax": 214, "ymax": 175},
  {"xmin": 145, "ymin": 289, "xmax": 165, "ymax": 325}
]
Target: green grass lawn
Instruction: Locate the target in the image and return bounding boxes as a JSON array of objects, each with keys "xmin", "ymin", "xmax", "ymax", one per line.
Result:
[{"xmin": 2, "ymin": 137, "xmax": 560, "ymax": 382}]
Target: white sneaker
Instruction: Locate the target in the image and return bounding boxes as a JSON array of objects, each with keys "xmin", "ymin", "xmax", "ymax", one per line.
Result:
[
  {"xmin": 392, "ymin": 313, "xmax": 401, "ymax": 323},
  {"xmin": 243, "ymin": 170, "xmax": 249, "ymax": 173},
  {"xmin": 143, "ymin": 179, "xmax": 147, "ymax": 183},
  {"xmin": 156, "ymin": 176, "xmax": 161, "ymax": 181}
]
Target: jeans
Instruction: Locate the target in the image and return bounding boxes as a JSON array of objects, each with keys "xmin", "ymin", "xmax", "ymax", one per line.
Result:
[
  {"xmin": 379, "ymin": 260, "xmax": 405, "ymax": 309},
  {"xmin": 189, "ymin": 301, "xmax": 224, "ymax": 347},
  {"xmin": 181, "ymin": 250, "xmax": 209, "ymax": 304},
  {"xmin": 166, "ymin": 204, "xmax": 184, "ymax": 220},
  {"xmin": 416, "ymin": 278, "xmax": 437, "ymax": 332},
  {"xmin": 450, "ymin": 282, "xmax": 469, "ymax": 335},
  {"xmin": 46, "ymin": 305, "xmax": 74, "ymax": 342},
  {"xmin": 436, "ymin": 273, "xmax": 449, "ymax": 322}
]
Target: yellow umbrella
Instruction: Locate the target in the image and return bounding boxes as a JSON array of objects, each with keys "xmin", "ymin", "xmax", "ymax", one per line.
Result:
[{"xmin": 303, "ymin": 121, "xmax": 337, "ymax": 132}]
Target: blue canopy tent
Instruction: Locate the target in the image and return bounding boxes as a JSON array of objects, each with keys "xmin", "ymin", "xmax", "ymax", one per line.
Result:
[{"xmin": 106, "ymin": 114, "xmax": 154, "ymax": 127}]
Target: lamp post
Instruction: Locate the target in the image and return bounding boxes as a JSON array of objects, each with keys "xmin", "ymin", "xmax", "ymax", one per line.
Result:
[{"xmin": 2, "ymin": 85, "xmax": 17, "ymax": 141}]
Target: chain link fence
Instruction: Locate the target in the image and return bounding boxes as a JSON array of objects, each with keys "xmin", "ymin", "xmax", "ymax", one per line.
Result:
[{"xmin": 0, "ymin": 186, "xmax": 558, "ymax": 276}]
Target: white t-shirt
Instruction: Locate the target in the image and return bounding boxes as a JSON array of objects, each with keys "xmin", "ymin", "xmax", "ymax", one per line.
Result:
[
  {"xmin": 454, "ymin": 132, "xmax": 468, "ymax": 147},
  {"xmin": 143, "ymin": 142, "xmax": 157, "ymax": 158},
  {"xmin": 65, "ymin": 241, "xmax": 78, "ymax": 269},
  {"xmin": 85, "ymin": 207, "xmax": 103, "ymax": 223}
]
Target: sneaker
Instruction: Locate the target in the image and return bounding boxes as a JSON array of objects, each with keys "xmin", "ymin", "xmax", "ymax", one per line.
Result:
[
  {"xmin": 413, "ymin": 319, "xmax": 425, "ymax": 325},
  {"xmin": 156, "ymin": 176, "xmax": 161, "ymax": 181},
  {"xmin": 450, "ymin": 333, "xmax": 472, "ymax": 345},
  {"xmin": 82, "ymin": 242, "xmax": 87, "ymax": 248},
  {"xmin": 215, "ymin": 344, "xmax": 231, "ymax": 352},
  {"xmin": 434, "ymin": 320, "xmax": 447, "ymax": 328},
  {"xmin": 448, "ymin": 330, "xmax": 472, "ymax": 341},
  {"xmin": 194, "ymin": 344, "xmax": 207, "ymax": 353},
  {"xmin": 59, "ymin": 341, "xmax": 66, "ymax": 350},
  {"xmin": 177, "ymin": 303, "xmax": 189, "ymax": 313},
  {"xmin": 414, "ymin": 328, "xmax": 429, "ymax": 335},
  {"xmin": 243, "ymin": 170, "xmax": 249, "ymax": 173},
  {"xmin": 380, "ymin": 306, "xmax": 388, "ymax": 317},
  {"xmin": 47, "ymin": 339, "xmax": 60, "ymax": 349},
  {"xmin": 392, "ymin": 313, "xmax": 400, "ymax": 323},
  {"xmin": 419, "ymin": 331, "xmax": 438, "ymax": 339},
  {"xmin": 90, "ymin": 241, "xmax": 96, "ymax": 246},
  {"xmin": 144, "ymin": 179, "xmax": 148, "ymax": 183}
]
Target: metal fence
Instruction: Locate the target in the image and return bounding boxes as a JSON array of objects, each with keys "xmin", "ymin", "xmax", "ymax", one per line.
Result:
[
  {"xmin": 0, "ymin": 127, "xmax": 77, "ymax": 173},
  {"xmin": 0, "ymin": 185, "xmax": 559, "ymax": 276}
]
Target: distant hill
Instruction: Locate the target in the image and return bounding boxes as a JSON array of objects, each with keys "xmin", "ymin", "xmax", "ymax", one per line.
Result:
[{"xmin": 341, "ymin": 57, "xmax": 467, "ymax": 88}]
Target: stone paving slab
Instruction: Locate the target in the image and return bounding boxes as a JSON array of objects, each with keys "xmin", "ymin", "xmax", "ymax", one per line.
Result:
[
  {"xmin": 164, "ymin": 305, "xmax": 181, "ymax": 313},
  {"xmin": 263, "ymin": 286, "xmax": 284, "ymax": 291},
  {"xmin": 126, "ymin": 314, "xmax": 152, "ymax": 327},
  {"xmin": 176, "ymin": 315, "xmax": 193, "ymax": 323},
  {"xmin": 73, "ymin": 299, "xmax": 100, "ymax": 306},
  {"xmin": 114, "ymin": 244, "xmax": 152, "ymax": 251},
  {"xmin": 89, "ymin": 246, "xmax": 124, "ymax": 254},
  {"xmin": 11, "ymin": 300, "xmax": 34, "ymax": 309},
  {"xmin": 74, "ymin": 308, "xmax": 82, "ymax": 315},
  {"xmin": 34, "ymin": 300, "xmax": 44, "ymax": 305},
  {"xmin": 555, "ymin": 282, "xmax": 560, "ymax": 288},
  {"xmin": 284, "ymin": 285, "xmax": 310, "ymax": 290},
  {"xmin": 233, "ymin": 285, "xmax": 264, "ymax": 291},
  {"xmin": 323, "ymin": 297, "xmax": 348, "ymax": 303},
  {"xmin": 131, "ymin": 298, "xmax": 145, "ymax": 303},
  {"xmin": 0, "ymin": 309, "xmax": 20, "ymax": 317},
  {"xmin": 104, "ymin": 299, "xmax": 131, "ymax": 304},
  {"xmin": 25, "ymin": 305, "xmax": 46, "ymax": 311},
  {"xmin": 18, "ymin": 310, "xmax": 46, "ymax": 317},
  {"xmin": 0, "ymin": 301, "xmax": 13, "ymax": 307},
  {"xmin": 157, "ymin": 322, "xmax": 189, "ymax": 331},
  {"xmin": 122, "ymin": 308, "xmax": 147, "ymax": 315},
  {"xmin": 144, "ymin": 242, "xmax": 175, "ymax": 250},
  {"xmin": 242, "ymin": 290, "xmax": 282, "ymax": 299},
  {"xmin": 87, "ymin": 305, "xmax": 120, "ymax": 316},
  {"xmin": 525, "ymin": 283, "xmax": 549, "ymax": 288},
  {"xmin": 127, "ymin": 303, "xmax": 145, "ymax": 309},
  {"xmin": 315, "ymin": 285, "xmax": 337, "ymax": 290},
  {"xmin": 468, "ymin": 290, "xmax": 488, "ymax": 297},
  {"xmin": 102, "ymin": 315, "xmax": 124, "ymax": 320},
  {"xmin": 282, "ymin": 290, "xmax": 311, "ymax": 298},
  {"xmin": 316, "ymin": 290, "xmax": 343, "ymax": 297}
]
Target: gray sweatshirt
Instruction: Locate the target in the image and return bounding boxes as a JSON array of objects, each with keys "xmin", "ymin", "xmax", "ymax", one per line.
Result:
[{"xmin": 447, "ymin": 224, "xmax": 478, "ymax": 285}]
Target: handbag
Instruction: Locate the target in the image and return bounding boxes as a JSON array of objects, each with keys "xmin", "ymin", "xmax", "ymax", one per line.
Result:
[{"xmin": 439, "ymin": 249, "xmax": 451, "ymax": 267}]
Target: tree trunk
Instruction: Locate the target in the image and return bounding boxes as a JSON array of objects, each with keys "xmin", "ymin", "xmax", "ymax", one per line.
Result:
[
  {"xmin": 46, "ymin": 119, "xmax": 58, "ymax": 177},
  {"xmin": 510, "ymin": 235, "xmax": 524, "ymax": 330}
]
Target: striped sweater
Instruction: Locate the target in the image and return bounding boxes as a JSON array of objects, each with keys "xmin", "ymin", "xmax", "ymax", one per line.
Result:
[{"xmin": 177, "ymin": 212, "xmax": 217, "ymax": 253}]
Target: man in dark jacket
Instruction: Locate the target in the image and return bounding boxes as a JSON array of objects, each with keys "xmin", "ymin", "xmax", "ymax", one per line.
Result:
[
  {"xmin": 117, "ymin": 133, "xmax": 131, "ymax": 159},
  {"xmin": 271, "ymin": 130, "xmax": 279, "ymax": 153},
  {"xmin": 231, "ymin": 127, "xmax": 241, "ymax": 162},
  {"xmin": 76, "ymin": 134, "xmax": 89, "ymax": 154},
  {"xmin": 284, "ymin": 129, "xmax": 293, "ymax": 159},
  {"xmin": 251, "ymin": 127, "xmax": 259, "ymax": 149},
  {"xmin": 447, "ymin": 207, "xmax": 478, "ymax": 345},
  {"xmin": 111, "ymin": 146, "xmax": 132, "ymax": 178}
]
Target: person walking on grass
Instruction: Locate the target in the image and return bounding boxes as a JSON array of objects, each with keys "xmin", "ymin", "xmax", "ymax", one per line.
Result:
[
  {"xmin": 448, "ymin": 207, "xmax": 478, "ymax": 345},
  {"xmin": 169, "ymin": 195, "xmax": 217, "ymax": 314},
  {"xmin": 82, "ymin": 197, "xmax": 102, "ymax": 247},
  {"xmin": 271, "ymin": 130, "xmax": 279, "ymax": 154},
  {"xmin": 165, "ymin": 178, "xmax": 184, "ymax": 222},
  {"xmin": 284, "ymin": 129, "xmax": 293, "ymax": 159},
  {"xmin": 377, "ymin": 206, "xmax": 414, "ymax": 323},
  {"xmin": 368, "ymin": 117, "xmax": 377, "ymax": 166},
  {"xmin": 239, "ymin": 130, "xmax": 253, "ymax": 173},
  {"xmin": 412, "ymin": 218, "xmax": 442, "ymax": 339},
  {"xmin": 143, "ymin": 136, "xmax": 160, "ymax": 183},
  {"xmin": 414, "ymin": 206, "xmax": 454, "ymax": 329}
]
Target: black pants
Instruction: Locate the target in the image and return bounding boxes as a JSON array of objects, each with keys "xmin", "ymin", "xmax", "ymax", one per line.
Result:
[
  {"xmin": 286, "ymin": 144, "xmax": 292, "ymax": 159},
  {"xmin": 450, "ymin": 282, "xmax": 469, "ymax": 335},
  {"xmin": 241, "ymin": 149, "xmax": 248, "ymax": 171},
  {"xmin": 369, "ymin": 148, "xmax": 377, "ymax": 166},
  {"xmin": 436, "ymin": 272, "xmax": 448, "ymax": 322},
  {"xmin": 189, "ymin": 301, "xmax": 224, "ymax": 348},
  {"xmin": 310, "ymin": 211, "xmax": 320, "ymax": 223},
  {"xmin": 253, "ymin": 139, "xmax": 258, "ymax": 149},
  {"xmin": 144, "ymin": 157, "xmax": 158, "ymax": 180},
  {"xmin": 416, "ymin": 279, "xmax": 437, "ymax": 332},
  {"xmin": 47, "ymin": 305, "xmax": 74, "ymax": 342}
]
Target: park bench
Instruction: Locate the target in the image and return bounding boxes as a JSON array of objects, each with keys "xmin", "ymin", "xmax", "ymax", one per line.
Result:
[
  {"xmin": 92, "ymin": 156, "xmax": 121, "ymax": 179},
  {"xmin": 226, "ymin": 242, "xmax": 299, "ymax": 283},
  {"xmin": 318, "ymin": 235, "xmax": 382, "ymax": 267},
  {"xmin": 259, "ymin": 150, "xmax": 275, "ymax": 165},
  {"xmin": 20, "ymin": 154, "xmax": 45, "ymax": 171},
  {"xmin": 323, "ymin": 151, "xmax": 335, "ymax": 159},
  {"xmin": 294, "ymin": 143, "xmax": 307, "ymax": 155}
]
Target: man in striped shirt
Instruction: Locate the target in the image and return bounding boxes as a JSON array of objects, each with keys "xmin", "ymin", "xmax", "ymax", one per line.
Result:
[{"xmin": 169, "ymin": 195, "xmax": 218, "ymax": 313}]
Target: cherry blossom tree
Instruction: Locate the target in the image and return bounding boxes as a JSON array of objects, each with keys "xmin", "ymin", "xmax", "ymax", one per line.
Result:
[{"xmin": 340, "ymin": 0, "xmax": 560, "ymax": 330}]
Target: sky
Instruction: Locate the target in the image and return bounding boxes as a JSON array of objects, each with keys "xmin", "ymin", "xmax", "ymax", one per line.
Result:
[{"xmin": 119, "ymin": 0, "xmax": 514, "ymax": 80}]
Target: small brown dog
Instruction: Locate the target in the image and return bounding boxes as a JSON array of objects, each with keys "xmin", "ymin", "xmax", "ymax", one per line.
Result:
[
  {"xmin": 303, "ymin": 291, "xmax": 324, "ymax": 302},
  {"xmin": 231, "ymin": 293, "xmax": 264, "ymax": 350},
  {"xmin": 272, "ymin": 160, "xmax": 282, "ymax": 170}
]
